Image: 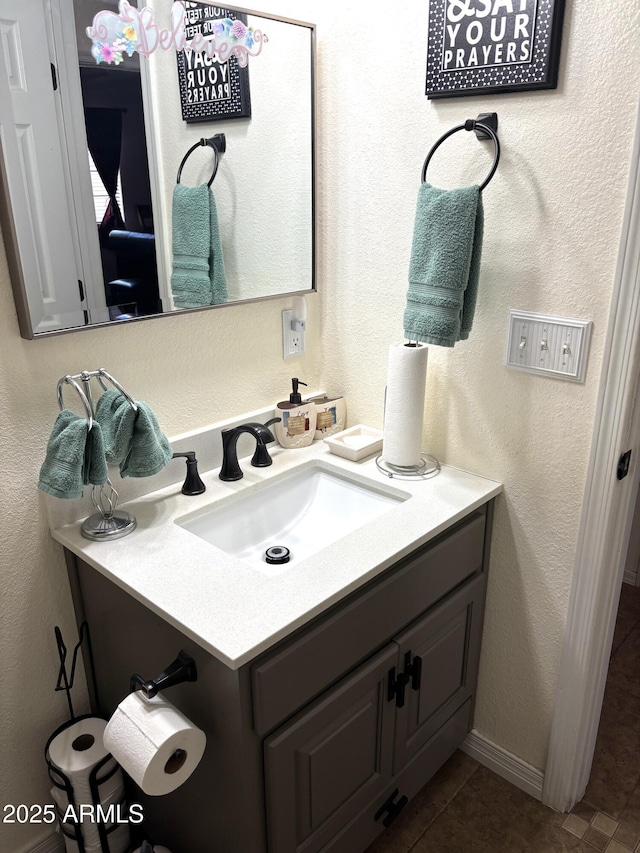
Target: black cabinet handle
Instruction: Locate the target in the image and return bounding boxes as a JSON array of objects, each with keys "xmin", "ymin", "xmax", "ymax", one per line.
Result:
[
  {"xmin": 374, "ymin": 788, "xmax": 409, "ymax": 827},
  {"xmin": 406, "ymin": 652, "xmax": 422, "ymax": 691},
  {"xmin": 387, "ymin": 667, "xmax": 408, "ymax": 708},
  {"xmin": 389, "ymin": 653, "xmax": 422, "ymax": 707}
]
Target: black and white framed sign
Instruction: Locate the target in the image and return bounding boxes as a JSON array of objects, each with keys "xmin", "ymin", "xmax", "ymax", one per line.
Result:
[
  {"xmin": 176, "ymin": 3, "xmax": 251, "ymax": 122},
  {"xmin": 426, "ymin": 0, "xmax": 565, "ymax": 99}
]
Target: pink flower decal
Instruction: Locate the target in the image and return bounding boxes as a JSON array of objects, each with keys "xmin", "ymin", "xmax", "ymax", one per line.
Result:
[{"xmin": 230, "ymin": 20, "xmax": 247, "ymax": 40}]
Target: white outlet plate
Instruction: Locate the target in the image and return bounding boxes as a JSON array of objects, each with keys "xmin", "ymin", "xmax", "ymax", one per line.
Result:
[
  {"xmin": 505, "ymin": 310, "xmax": 592, "ymax": 382},
  {"xmin": 282, "ymin": 309, "xmax": 305, "ymax": 359}
]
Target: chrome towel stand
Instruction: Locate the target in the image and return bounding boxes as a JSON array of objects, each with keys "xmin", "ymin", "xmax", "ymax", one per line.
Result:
[
  {"xmin": 56, "ymin": 368, "xmax": 138, "ymax": 542},
  {"xmin": 421, "ymin": 112, "xmax": 500, "ymax": 192}
]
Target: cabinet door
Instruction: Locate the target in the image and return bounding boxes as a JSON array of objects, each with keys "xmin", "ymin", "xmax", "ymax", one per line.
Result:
[
  {"xmin": 264, "ymin": 645, "xmax": 397, "ymax": 853},
  {"xmin": 392, "ymin": 574, "xmax": 486, "ymax": 773}
]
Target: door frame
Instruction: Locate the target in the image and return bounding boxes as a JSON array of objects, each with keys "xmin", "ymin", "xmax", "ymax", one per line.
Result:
[{"xmin": 542, "ymin": 100, "xmax": 640, "ymax": 812}]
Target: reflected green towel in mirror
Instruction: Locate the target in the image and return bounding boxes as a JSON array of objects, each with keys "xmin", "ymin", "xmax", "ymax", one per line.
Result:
[{"xmin": 171, "ymin": 183, "xmax": 227, "ymax": 308}]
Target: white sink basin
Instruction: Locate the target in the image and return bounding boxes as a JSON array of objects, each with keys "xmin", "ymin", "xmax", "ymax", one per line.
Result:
[{"xmin": 176, "ymin": 461, "xmax": 409, "ymax": 575}]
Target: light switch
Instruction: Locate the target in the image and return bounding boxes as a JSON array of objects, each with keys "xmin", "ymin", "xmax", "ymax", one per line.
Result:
[{"xmin": 505, "ymin": 310, "xmax": 592, "ymax": 382}]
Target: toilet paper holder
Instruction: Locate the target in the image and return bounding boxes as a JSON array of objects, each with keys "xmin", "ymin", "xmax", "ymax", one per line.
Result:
[{"xmin": 130, "ymin": 651, "xmax": 197, "ymax": 699}]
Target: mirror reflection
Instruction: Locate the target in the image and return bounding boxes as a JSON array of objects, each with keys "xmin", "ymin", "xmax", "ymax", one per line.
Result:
[{"xmin": 0, "ymin": 0, "xmax": 315, "ymax": 337}]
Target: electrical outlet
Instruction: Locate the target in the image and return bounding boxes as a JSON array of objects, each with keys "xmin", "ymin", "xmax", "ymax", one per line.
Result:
[{"xmin": 282, "ymin": 309, "xmax": 305, "ymax": 359}]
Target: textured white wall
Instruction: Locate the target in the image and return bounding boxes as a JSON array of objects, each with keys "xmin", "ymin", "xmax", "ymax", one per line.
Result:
[
  {"xmin": 1, "ymin": 1, "xmax": 639, "ymax": 851},
  {"xmin": 309, "ymin": 0, "xmax": 640, "ymax": 771}
]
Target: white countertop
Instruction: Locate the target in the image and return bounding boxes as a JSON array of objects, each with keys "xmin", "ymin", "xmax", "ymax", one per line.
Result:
[{"xmin": 52, "ymin": 442, "xmax": 502, "ymax": 670}]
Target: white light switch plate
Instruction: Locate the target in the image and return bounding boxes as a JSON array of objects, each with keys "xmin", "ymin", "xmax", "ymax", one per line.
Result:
[{"xmin": 506, "ymin": 310, "xmax": 592, "ymax": 382}]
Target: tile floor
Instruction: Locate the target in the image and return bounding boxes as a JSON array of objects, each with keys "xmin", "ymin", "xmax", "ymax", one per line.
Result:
[{"xmin": 366, "ymin": 582, "xmax": 640, "ymax": 852}]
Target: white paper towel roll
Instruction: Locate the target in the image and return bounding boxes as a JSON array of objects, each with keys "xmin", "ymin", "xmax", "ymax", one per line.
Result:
[
  {"xmin": 103, "ymin": 692, "xmax": 206, "ymax": 796},
  {"xmin": 382, "ymin": 342, "xmax": 429, "ymax": 468}
]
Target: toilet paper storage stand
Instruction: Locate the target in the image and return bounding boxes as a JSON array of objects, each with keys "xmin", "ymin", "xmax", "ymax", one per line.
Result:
[
  {"xmin": 46, "ymin": 723, "xmax": 131, "ymax": 853},
  {"xmin": 45, "ymin": 623, "xmax": 134, "ymax": 853},
  {"xmin": 46, "ymin": 626, "xmax": 196, "ymax": 852}
]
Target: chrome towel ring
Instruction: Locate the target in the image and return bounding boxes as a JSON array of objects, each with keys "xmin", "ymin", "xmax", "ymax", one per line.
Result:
[
  {"xmin": 421, "ymin": 116, "xmax": 500, "ymax": 192},
  {"xmin": 57, "ymin": 376, "xmax": 93, "ymax": 431}
]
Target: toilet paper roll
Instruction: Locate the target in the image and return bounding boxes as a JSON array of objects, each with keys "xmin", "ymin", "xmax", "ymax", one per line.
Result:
[
  {"xmin": 48, "ymin": 717, "xmax": 117, "ymax": 851},
  {"xmin": 382, "ymin": 342, "xmax": 429, "ymax": 468},
  {"xmin": 103, "ymin": 692, "xmax": 206, "ymax": 796}
]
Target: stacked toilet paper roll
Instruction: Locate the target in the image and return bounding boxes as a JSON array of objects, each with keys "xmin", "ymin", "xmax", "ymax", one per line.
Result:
[
  {"xmin": 382, "ymin": 342, "xmax": 429, "ymax": 468},
  {"xmin": 103, "ymin": 692, "xmax": 206, "ymax": 796},
  {"xmin": 48, "ymin": 716, "xmax": 130, "ymax": 853}
]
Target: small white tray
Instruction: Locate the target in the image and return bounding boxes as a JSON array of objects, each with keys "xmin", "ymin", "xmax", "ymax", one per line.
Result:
[{"xmin": 324, "ymin": 424, "xmax": 383, "ymax": 462}]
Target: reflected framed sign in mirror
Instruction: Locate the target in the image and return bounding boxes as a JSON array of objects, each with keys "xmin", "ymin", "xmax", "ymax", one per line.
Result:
[{"xmin": 0, "ymin": 0, "xmax": 315, "ymax": 338}]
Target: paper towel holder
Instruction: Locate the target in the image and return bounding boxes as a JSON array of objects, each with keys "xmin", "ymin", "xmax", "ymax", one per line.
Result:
[
  {"xmin": 375, "ymin": 453, "xmax": 441, "ymax": 480},
  {"xmin": 130, "ymin": 651, "xmax": 197, "ymax": 699}
]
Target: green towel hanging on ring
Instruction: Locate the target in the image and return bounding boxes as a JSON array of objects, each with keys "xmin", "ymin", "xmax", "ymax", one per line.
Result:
[
  {"xmin": 403, "ymin": 183, "xmax": 484, "ymax": 347},
  {"xmin": 170, "ymin": 183, "xmax": 228, "ymax": 308}
]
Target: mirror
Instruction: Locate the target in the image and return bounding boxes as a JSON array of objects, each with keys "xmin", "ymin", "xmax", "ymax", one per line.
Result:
[{"xmin": 0, "ymin": 0, "xmax": 315, "ymax": 338}]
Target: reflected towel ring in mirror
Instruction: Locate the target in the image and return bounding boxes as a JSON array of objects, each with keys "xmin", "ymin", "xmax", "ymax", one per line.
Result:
[
  {"xmin": 176, "ymin": 135, "xmax": 226, "ymax": 187},
  {"xmin": 56, "ymin": 376, "xmax": 94, "ymax": 431},
  {"xmin": 421, "ymin": 118, "xmax": 500, "ymax": 192}
]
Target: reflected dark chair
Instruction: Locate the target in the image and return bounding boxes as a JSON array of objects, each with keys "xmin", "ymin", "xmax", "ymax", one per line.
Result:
[{"xmin": 105, "ymin": 230, "xmax": 162, "ymax": 319}]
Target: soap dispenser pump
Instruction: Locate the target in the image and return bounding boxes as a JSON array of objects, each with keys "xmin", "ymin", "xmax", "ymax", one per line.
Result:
[{"xmin": 274, "ymin": 378, "xmax": 317, "ymax": 448}]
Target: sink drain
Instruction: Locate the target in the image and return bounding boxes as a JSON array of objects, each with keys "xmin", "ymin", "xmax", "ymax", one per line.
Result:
[{"xmin": 265, "ymin": 546, "xmax": 290, "ymax": 565}]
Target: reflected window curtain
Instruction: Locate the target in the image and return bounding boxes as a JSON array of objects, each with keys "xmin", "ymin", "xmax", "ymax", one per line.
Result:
[{"xmin": 84, "ymin": 107, "xmax": 125, "ymax": 244}]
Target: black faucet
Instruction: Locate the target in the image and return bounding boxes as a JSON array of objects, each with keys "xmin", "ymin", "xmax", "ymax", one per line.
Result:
[{"xmin": 219, "ymin": 418, "xmax": 281, "ymax": 481}]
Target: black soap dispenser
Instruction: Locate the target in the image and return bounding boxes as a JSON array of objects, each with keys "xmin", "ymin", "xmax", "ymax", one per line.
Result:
[{"xmin": 274, "ymin": 378, "xmax": 317, "ymax": 448}]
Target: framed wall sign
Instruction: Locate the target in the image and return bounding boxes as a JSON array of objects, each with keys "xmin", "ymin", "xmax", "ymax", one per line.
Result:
[
  {"xmin": 176, "ymin": 3, "xmax": 251, "ymax": 122},
  {"xmin": 425, "ymin": 0, "xmax": 566, "ymax": 99}
]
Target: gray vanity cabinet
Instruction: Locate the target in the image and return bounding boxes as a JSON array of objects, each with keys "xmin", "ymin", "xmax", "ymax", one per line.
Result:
[
  {"xmin": 392, "ymin": 574, "xmax": 485, "ymax": 773},
  {"xmin": 262, "ymin": 575, "xmax": 486, "ymax": 853},
  {"xmin": 64, "ymin": 501, "xmax": 494, "ymax": 853},
  {"xmin": 264, "ymin": 646, "xmax": 397, "ymax": 853}
]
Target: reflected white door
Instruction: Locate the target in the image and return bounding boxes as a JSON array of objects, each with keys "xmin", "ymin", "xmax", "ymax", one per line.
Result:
[{"xmin": 0, "ymin": 0, "xmax": 87, "ymax": 333}]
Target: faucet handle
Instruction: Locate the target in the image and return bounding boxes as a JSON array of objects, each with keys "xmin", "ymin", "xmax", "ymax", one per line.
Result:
[
  {"xmin": 250, "ymin": 418, "xmax": 281, "ymax": 467},
  {"xmin": 171, "ymin": 452, "xmax": 206, "ymax": 495},
  {"xmin": 251, "ymin": 441, "xmax": 273, "ymax": 468}
]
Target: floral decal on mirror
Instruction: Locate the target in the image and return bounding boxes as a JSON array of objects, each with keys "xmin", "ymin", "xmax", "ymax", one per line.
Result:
[{"xmin": 87, "ymin": 0, "xmax": 267, "ymax": 67}]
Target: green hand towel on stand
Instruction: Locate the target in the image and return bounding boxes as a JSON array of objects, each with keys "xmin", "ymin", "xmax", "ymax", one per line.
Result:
[
  {"xmin": 84, "ymin": 423, "xmax": 108, "ymax": 487},
  {"xmin": 120, "ymin": 402, "xmax": 173, "ymax": 478},
  {"xmin": 96, "ymin": 389, "xmax": 172, "ymax": 478},
  {"xmin": 38, "ymin": 410, "xmax": 108, "ymax": 500},
  {"xmin": 403, "ymin": 183, "xmax": 484, "ymax": 347},
  {"xmin": 95, "ymin": 388, "xmax": 136, "ymax": 464},
  {"xmin": 171, "ymin": 183, "xmax": 228, "ymax": 308}
]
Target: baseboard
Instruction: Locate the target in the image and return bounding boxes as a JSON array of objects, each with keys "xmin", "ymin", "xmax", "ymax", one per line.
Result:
[
  {"xmin": 28, "ymin": 833, "xmax": 63, "ymax": 853},
  {"xmin": 461, "ymin": 729, "xmax": 545, "ymax": 801},
  {"xmin": 624, "ymin": 570, "xmax": 637, "ymax": 586}
]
